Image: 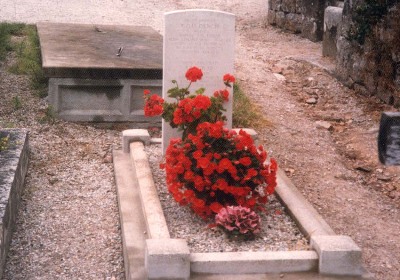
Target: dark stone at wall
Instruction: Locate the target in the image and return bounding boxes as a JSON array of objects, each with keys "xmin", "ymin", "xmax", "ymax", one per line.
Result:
[
  {"xmin": 268, "ymin": 0, "xmax": 400, "ymax": 105},
  {"xmin": 268, "ymin": 0, "xmax": 328, "ymax": 41},
  {"xmin": 336, "ymin": 1, "xmax": 400, "ymax": 105},
  {"xmin": 282, "ymin": 0, "xmax": 296, "ymax": 13}
]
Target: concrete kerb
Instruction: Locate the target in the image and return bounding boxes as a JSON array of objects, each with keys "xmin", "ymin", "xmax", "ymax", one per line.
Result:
[
  {"xmin": 122, "ymin": 129, "xmax": 365, "ymax": 278},
  {"xmin": 128, "ymin": 141, "xmax": 317, "ymax": 276},
  {"xmin": 0, "ymin": 129, "xmax": 29, "ymax": 279},
  {"xmin": 122, "ymin": 129, "xmax": 151, "ymax": 153}
]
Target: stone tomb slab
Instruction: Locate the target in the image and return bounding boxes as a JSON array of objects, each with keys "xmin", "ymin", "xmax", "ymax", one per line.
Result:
[{"xmin": 37, "ymin": 22, "xmax": 162, "ymax": 123}]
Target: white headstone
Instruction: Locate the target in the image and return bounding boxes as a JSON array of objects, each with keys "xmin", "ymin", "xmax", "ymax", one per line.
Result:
[{"xmin": 162, "ymin": 9, "xmax": 235, "ymax": 153}]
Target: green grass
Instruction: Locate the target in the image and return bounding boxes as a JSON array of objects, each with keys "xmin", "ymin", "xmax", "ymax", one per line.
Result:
[
  {"xmin": 232, "ymin": 82, "xmax": 270, "ymax": 130},
  {"xmin": 0, "ymin": 22, "xmax": 26, "ymax": 60},
  {"xmin": 12, "ymin": 96, "xmax": 22, "ymax": 110},
  {"xmin": 39, "ymin": 105, "xmax": 56, "ymax": 124},
  {"xmin": 8, "ymin": 24, "xmax": 47, "ymax": 97}
]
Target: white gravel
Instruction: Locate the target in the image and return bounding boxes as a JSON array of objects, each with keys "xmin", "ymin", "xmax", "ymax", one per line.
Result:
[
  {"xmin": 145, "ymin": 144, "xmax": 309, "ymax": 253},
  {"xmin": 1, "ymin": 53, "xmax": 125, "ymax": 279}
]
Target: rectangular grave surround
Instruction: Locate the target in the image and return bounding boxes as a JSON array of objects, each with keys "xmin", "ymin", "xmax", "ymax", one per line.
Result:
[
  {"xmin": 115, "ymin": 139, "xmax": 367, "ymax": 279},
  {"xmin": 38, "ymin": 22, "xmax": 163, "ymax": 123}
]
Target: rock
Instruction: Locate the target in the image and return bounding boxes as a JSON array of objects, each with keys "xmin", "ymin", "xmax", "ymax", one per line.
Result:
[
  {"xmin": 315, "ymin": 120, "xmax": 332, "ymax": 130},
  {"xmin": 306, "ymin": 97, "xmax": 317, "ymax": 104},
  {"xmin": 284, "ymin": 168, "xmax": 295, "ymax": 176},
  {"xmin": 272, "ymin": 65, "xmax": 284, "ymax": 74},
  {"xmin": 355, "ymin": 165, "xmax": 372, "ymax": 173},
  {"xmin": 273, "ymin": 73, "xmax": 286, "ymax": 81},
  {"xmin": 377, "ymin": 175, "xmax": 392, "ymax": 182}
]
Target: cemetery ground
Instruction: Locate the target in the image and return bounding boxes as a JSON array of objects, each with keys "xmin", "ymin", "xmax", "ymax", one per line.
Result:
[{"xmin": 0, "ymin": 1, "xmax": 399, "ymax": 280}]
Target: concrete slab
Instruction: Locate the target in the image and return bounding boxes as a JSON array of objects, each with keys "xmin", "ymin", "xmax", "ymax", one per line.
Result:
[
  {"xmin": 113, "ymin": 150, "xmax": 147, "ymax": 280},
  {"xmin": 122, "ymin": 129, "xmax": 151, "ymax": 153},
  {"xmin": 311, "ymin": 235, "xmax": 363, "ymax": 276},
  {"xmin": 146, "ymin": 239, "xmax": 191, "ymax": 280},
  {"xmin": 276, "ymin": 169, "xmax": 335, "ymax": 238},
  {"xmin": 38, "ymin": 22, "xmax": 163, "ymax": 123},
  {"xmin": 129, "ymin": 142, "xmax": 170, "ymax": 239},
  {"xmin": 190, "ymin": 251, "xmax": 318, "ymax": 274},
  {"xmin": 37, "ymin": 22, "xmax": 162, "ymax": 78}
]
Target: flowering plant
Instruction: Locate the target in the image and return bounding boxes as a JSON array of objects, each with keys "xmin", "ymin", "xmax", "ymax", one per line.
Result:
[
  {"xmin": 215, "ymin": 206, "xmax": 261, "ymax": 240},
  {"xmin": 144, "ymin": 66, "xmax": 234, "ymax": 140},
  {"xmin": 163, "ymin": 121, "xmax": 277, "ymax": 219},
  {"xmin": 144, "ymin": 66, "xmax": 278, "ymax": 223}
]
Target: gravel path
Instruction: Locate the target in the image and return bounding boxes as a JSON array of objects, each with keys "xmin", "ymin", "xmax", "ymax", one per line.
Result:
[
  {"xmin": 1, "ymin": 1, "xmax": 399, "ymax": 280},
  {"xmin": 0, "ymin": 54, "xmax": 124, "ymax": 279}
]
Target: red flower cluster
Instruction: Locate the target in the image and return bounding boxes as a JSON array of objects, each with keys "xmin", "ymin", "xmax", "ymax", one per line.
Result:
[
  {"xmin": 223, "ymin": 73, "xmax": 235, "ymax": 83},
  {"xmin": 213, "ymin": 89, "xmax": 229, "ymax": 101},
  {"xmin": 173, "ymin": 94, "xmax": 212, "ymax": 125},
  {"xmin": 163, "ymin": 121, "xmax": 278, "ymax": 219},
  {"xmin": 185, "ymin": 66, "xmax": 203, "ymax": 82},
  {"xmin": 143, "ymin": 90, "xmax": 164, "ymax": 117},
  {"xmin": 143, "ymin": 66, "xmax": 233, "ymax": 140}
]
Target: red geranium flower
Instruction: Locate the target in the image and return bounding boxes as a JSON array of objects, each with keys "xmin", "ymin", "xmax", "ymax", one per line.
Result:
[
  {"xmin": 185, "ymin": 66, "xmax": 203, "ymax": 82},
  {"xmin": 163, "ymin": 121, "xmax": 277, "ymax": 219},
  {"xmin": 223, "ymin": 73, "xmax": 235, "ymax": 83},
  {"xmin": 146, "ymin": 68, "xmax": 277, "ymax": 220},
  {"xmin": 239, "ymin": 157, "xmax": 252, "ymax": 166},
  {"xmin": 144, "ymin": 94, "xmax": 164, "ymax": 116}
]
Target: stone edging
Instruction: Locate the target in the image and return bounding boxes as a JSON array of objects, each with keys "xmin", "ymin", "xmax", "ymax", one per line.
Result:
[
  {"xmin": 116, "ymin": 129, "xmax": 366, "ymax": 279},
  {"xmin": 0, "ymin": 129, "xmax": 29, "ymax": 279}
]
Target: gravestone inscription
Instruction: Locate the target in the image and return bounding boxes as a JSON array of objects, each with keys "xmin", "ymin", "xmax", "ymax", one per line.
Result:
[{"xmin": 162, "ymin": 9, "xmax": 235, "ymax": 153}]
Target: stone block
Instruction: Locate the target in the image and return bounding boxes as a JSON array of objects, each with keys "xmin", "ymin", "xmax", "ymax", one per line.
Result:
[
  {"xmin": 275, "ymin": 11, "xmax": 286, "ymax": 27},
  {"xmin": 48, "ymin": 78, "xmax": 162, "ymax": 123},
  {"xmin": 122, "ymin": 129, "xmax": 150, "ymax": 153},
  {"xmin": 130, "ymin": 142, "xmax": 170, "ymax": 239},
  {"xmin": 0, "ymin": 129, "xmax": 29, "ymax": 279},
  {"xmin": 323, "ymin": 6, "xmax": 343, "ymax": 58},
  {"xmin": 282, "ymin": 0, "xmax": 296, "ymax": 13},
  {"xmin": 190, "ymin": 251, "xmax": 318, "ymax": 274},
  {"xmin": 311, "ymin": 235, "xmax": 363, "ymax": 276},
  {"xmin": 145, "ymin": 239, "xmax": 190, "ymax": 280},
  {"xmin": 285, "ymin": 13, "xmax": 303, "ymax": 33},
  {"xmin": 269, "ymin": 0, "xmax": 282, "ymax": 11},
  {"xmin": 162, "ymin": 10, "xmax": 235, "ymax": 153},
  {"xmin": 267, "ymin": 9, "xmax": 277, "ymax": 25},
  {"xmin": 301, "ymin": 18, "xmax": 320, "ymax": 42},
  {"xmin": 38, "ymin": 22, "xmax": 163, "ymax": 123}
]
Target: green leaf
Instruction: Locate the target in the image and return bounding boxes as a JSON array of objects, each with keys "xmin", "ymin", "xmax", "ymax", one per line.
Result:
[
  {"xmin": 196, "ymin": 87, "xmax": 205, "ymax": 94},
  {"xmin": 167, "ymin": 87, "xmax": 181, "ymax": 98}
]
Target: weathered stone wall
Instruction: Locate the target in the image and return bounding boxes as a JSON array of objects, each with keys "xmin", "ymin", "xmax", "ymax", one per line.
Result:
[
  {"xmin": 336, "ymin": 1, "xmax": 400, "ymax": 105},
  {"xmin": 268, "ymin": 0, "xmax": 338, "ymax": 41},
  {"xmin": 0, "ymin": 129, "xmax": 29, "ymax": 279}
]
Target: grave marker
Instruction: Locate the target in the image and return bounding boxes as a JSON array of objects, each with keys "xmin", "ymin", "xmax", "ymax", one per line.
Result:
[
  {"xmin": 162, "ymin": 9, "xmax": 235, "ymax": 153},
  {"xmin": 378, "ymin": 112, "xmax": 400, "ymax": 165}
]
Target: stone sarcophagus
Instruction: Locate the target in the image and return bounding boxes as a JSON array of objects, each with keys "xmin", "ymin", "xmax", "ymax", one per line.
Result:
[{"xmin": 38, "ymin": 22, "xmax": 162, "ymax": 124}]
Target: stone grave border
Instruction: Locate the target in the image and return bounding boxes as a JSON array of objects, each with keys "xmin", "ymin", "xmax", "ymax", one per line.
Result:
[
  {"xmin": 0, "ymin": 129, "xmax": 29, "ymax": 279},
  {"xmin": 115, "ymin": 129, "xmax": 365, "ymax": 279}
]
